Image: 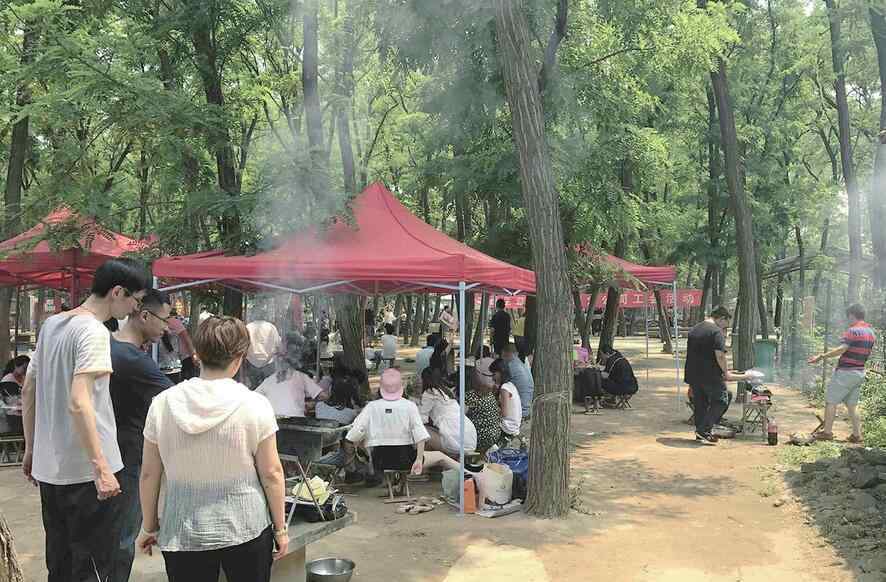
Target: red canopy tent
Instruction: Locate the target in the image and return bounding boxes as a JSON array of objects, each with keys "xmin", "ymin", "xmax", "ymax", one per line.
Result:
[
  {"xmin": 0, "ymin": 207, "xmax": 155, "ymax": 298},
  {"xmin": 576, "ymin": 244, "xmax": 676, "ymax": 288},
  {"xmin": 575, "ymin": 244, "xmax": 682, "ymax": 399},
  {"xmin": 155, "ymin": 182, "xmax": 535, "ymax": 295},
  {"xmin": 155, "ymin": 182, "xmax": 534, "ymax": 514}
]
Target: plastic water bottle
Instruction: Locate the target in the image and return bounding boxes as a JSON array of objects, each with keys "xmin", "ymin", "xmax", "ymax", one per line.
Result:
[{"xmin": 767, "ymin": 419, "xmax": 778, "ymax": 446}]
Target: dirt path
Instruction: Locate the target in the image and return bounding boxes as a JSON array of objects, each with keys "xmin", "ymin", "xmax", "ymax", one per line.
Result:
[{"xmin": 0, "ymin": 338, "xmax": 859, "ymax": 581}]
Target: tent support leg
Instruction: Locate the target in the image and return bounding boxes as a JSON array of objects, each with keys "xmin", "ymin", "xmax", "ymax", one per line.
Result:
[
  {"xmin": 645, "ymin": 295, "xmax": 649, "ymax": 383},
  {"xmin": 673, "ymin": 281, "xmax": 680, "ymax": 409},
  {"xmin": 152, "ymin": 277, "xmax": 159, "ymax": 363},
  {"xmin": 458, "ymin": 281, "xmax": 466, "ymax": 516}
]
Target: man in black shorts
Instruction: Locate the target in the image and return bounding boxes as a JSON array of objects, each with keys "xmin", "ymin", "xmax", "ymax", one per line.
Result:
[{"xmin": 684, "ymin": 306, "xmax": 747, "ymax": 444}]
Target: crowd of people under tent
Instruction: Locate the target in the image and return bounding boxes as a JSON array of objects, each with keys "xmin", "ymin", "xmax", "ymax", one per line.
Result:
[{"xmin": 3, "ymin": 252, "xmax": 877, "ymax": 582}]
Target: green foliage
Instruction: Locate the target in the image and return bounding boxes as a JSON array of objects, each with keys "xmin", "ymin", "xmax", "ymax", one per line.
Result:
[
  {"xmin": 862, "ymin": 372, "xmax": 886, "ymax": 448},
  {"xmin": 0, "ymin": 0, "xmax": 879, "ymax": 328},
  {"xmin": 778, "ymin": 440, "xmax": 843, "ymax": 467}
]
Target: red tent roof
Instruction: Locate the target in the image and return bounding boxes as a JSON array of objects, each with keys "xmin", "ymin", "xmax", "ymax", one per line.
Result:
[
  {"xmin": 155, "ymin": 183, "xmax": 535, "ymax": 294},
  {"xmin": 576, "ymin": 244, "xmax": 676, "ymax": 288},
  {"xmin": 0, "ymin": 207, "xmax": 155, "ymax": 291}
]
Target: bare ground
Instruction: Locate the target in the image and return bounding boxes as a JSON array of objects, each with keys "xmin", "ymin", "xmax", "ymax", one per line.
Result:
[{"xmin": 0, "ymin": 338, "xmax": 862, "ymax": 581}]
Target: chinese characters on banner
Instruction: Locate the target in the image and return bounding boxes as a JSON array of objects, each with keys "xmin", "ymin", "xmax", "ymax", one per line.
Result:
[{"xmin": 473, "ymin": 290, "xmax": 702, "ymax": 310}]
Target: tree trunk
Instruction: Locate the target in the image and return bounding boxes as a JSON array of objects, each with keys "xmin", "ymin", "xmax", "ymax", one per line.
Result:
[
  {"xmin": 572, "ymin": 289, "xmax": 585, "ymax": 341},
  {"xmin": 404, "ymin": 295, "xmax": 414, "ymax": 341},
  {"xmin": 706, "ymin": 46, "xmax": 759, "ymax": 370},
  {"xmin": 699, "ymin": 264, "xmax": 714, "ymax": 318},
  {"xmin": 303, "ymin": 0, "xmax": 327, "ymax": 201},
  {"xmin": 0, "ymin": 27, "xmax": 36, "ymax": 366},
  {"xmin": 825, "ymin": 0, "xmax": 862, "ymax": 302},
  {"xmin": 704, "ymin": 85, "xmax": 722, "ymax": 319},
  {"xmin": 336, "ymin": 1, "xmax": 357, "ymax": 196},
  {"xmin": 755, "ymin": 245, "xmax": 769, "ymax": 339},
  {"xmin": 494, "ymin": 0, "xmax": 573, "ymax": 518},
  {"xmin": 653, "ymin": 288, "xmax": 674, "ymax": 353},
  {"xmin": 581, "ymin": 285, "xmax": 600, "ymax": 349},
  {"xmin": 410, "ymin": 295, "xmax": 423, "ymax": 346},
  {"xmin": 190, "ymin": 6, "xmax": 243, "ymax": 317},
  {"xmin": 598, "ymin": 287, "xmax": 621, "ymax": 351},
  {"xmin": 0, "ymin": 512, "xmax": 24, "ymax": 582},
  {"xmin": 333, "ymin": 295, "xmax": 368, "ymax": 389},
  {"xmin": 392, "ymin": 295, "xmax": 404, "ymax": 336},
  {"xmin": 471, "ymin": 293, "xmax": 489, "ymax": 356},
  {"xmin": 524, "ymin": 294, "xmax": 538, "ymax": 355},
  {"xmin": 870, "ymin": 3, "xmax": 886, "ymax": 290},
  {"xmin": 811, "ymin": 218, "xmax": 830, "ymax": 299}
]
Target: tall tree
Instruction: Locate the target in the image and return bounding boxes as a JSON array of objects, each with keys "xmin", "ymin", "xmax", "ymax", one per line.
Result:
[
  {"xmin": 702, "ymin": 0, "xmax": 760, "ymax": 371},
  {"xmin": 493, "ymin": 0, "xmax": 573, "ymax": 518},
  {"xmin": 824, "ymin": 0, "xmax": 863, "ymax": 302},
  {"xmin": 188, "ymin": 2, "xmax": 245, "ymax": 317},
  {"xmin": 0, "ymin": 25, "xmax": 36, "ymax": 364},
  {"xmin": 870, "ymin": 2, "xmax": 886, "ymax": 290}
]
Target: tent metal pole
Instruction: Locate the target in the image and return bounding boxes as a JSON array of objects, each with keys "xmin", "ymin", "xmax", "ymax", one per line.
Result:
[
  {"xmin": 13, "ymin": 286, "xmax": 21, "ymax": 357},
  {"xmin": 458, "ymin": 281, "xmax": 466, "ymax": 515},
  {"xmin": 673, "ymin": 281, "xmax": 680, "ymax": 408},
  {"xmin": 152, "ymin": 277, "xmax": 159, "ymax": 363},
  {"xmin": 645, "ymin": 293, "xmax": 649, "ymax": 382}
]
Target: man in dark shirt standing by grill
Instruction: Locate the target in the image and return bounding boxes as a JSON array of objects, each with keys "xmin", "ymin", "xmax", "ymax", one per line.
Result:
[
  {"xmin": 489, "ymin": 299, "xmax": 512, "ymax": 356},
  {"xmin": 109, "ymin": 289, "xmax": 174, "ymax": 581},
  {"xmin": 808, "ymin": 303, "xmax": 876, "ymax": 444},
  {"xmin": 684, "ymin": 306, "xmax": 747, "ymax": 444}
]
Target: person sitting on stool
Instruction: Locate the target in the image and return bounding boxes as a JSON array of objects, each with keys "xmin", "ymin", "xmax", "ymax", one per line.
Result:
[
  {"xmin": 343, "ymin": 369, "xmax": 457, "ymax": 480},
  {"xmin": 597, "ymin": 345, "xmax": 638, "ymax": 397}
]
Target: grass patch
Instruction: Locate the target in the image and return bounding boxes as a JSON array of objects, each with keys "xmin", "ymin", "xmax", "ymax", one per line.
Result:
[
  {"xmin": 756, "ymin": 480, "xmax": 779, "ymax": 498},
  {"xmin": 777, "ymin": 441, "xmax": 843, "ymax": 467}
]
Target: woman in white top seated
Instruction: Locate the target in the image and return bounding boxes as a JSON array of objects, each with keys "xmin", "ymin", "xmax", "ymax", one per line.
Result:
[
  {"xmin": 419, "ymin": 367, "xmax": 477, "ymax": 457},
  {"xmin": 344, "ymin": 369, "xmax": 457, "ymax": 476},
  {"xmin": 255, "ymin": 339, "xmax": 327, "ymax": 417},
  {"xmin": 136, "ymin": 316, "xmax": 288, "ymax": 581}
]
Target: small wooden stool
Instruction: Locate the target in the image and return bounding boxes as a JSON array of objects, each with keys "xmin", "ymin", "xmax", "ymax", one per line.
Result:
[
  {"xmin": 383, "ymin": 470, "xmax": 410, "ymax": 500},
  {"xmin": 614, "ymin": 394, "xmax": 633, "ymax": 409}
]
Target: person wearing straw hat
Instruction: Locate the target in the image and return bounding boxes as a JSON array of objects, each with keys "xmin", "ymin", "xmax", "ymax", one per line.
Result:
[{"xmin": 344, "ymin": 369, "xmax": 458, "ymax": 476}]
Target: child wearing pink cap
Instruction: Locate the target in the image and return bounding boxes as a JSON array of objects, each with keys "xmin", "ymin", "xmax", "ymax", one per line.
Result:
[{"xmin": 345, "ymin": 369, "xmax": 458, "ymax": 475}]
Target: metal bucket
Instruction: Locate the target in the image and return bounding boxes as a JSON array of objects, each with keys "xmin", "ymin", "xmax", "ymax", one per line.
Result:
[{"xmin": 306, "ymin": 557, "xmax": 355, "ymax": 582}]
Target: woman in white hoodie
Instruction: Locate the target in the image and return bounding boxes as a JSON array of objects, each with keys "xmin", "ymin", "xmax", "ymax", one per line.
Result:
[{"xmin": 136, "ymin": 316, "xmax": 288, "ymax": 581}]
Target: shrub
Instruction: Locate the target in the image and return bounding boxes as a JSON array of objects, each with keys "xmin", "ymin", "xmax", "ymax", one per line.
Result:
[{"xmin": 861, "ymin": 372, "xmax": 886, "ymax": 448}]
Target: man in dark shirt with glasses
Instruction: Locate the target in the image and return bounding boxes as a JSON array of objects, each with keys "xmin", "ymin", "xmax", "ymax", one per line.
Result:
[{"xmin": 108, "ymin": 289, "xmax": 174, "ymax": 581}]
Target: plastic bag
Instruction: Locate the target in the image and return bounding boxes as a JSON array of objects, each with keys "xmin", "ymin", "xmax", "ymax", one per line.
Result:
[{"xmin": 486, "ymin": 448, "xmax": 528, "ymax": 500}]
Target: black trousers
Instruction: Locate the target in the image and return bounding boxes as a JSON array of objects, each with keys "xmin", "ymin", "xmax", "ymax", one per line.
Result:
[
  {"xmin": 40, "ymin": 477, "xmax": 122, "ymax": 582},
  {"xmin": 162, "ymin": 527, "xmax": 274, "ymax": 582},
  {"xmin": 692, "ymin": 383, "xmax": 730, "ymax": 436}
]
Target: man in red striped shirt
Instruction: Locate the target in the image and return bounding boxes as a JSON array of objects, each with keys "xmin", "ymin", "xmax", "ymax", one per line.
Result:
[{"xmin": 808, "ymin": 304, "xmax": 877, "ymax": 443}]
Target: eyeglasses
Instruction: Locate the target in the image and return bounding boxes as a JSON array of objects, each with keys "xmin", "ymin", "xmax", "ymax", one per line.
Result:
[
  {"xmin": 144, "ymin": 310, "xmax": 172, "ymax": 324},
  {"xmin": 122, "ymin": 288, "xmax": 144, "ymax": 309}
]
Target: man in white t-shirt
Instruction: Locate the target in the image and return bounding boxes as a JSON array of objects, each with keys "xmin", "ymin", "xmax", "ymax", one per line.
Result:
[
  {"xmin": 380, "ymin": 323, "xmax": 398, "ymax": 367},
  {"xmin": 245, "ymin": 316, "xmax": 281, "ymax": 388},
  {"xmin": 22, "ymin": 258, "xmax": 150, "ymax": 582}
]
